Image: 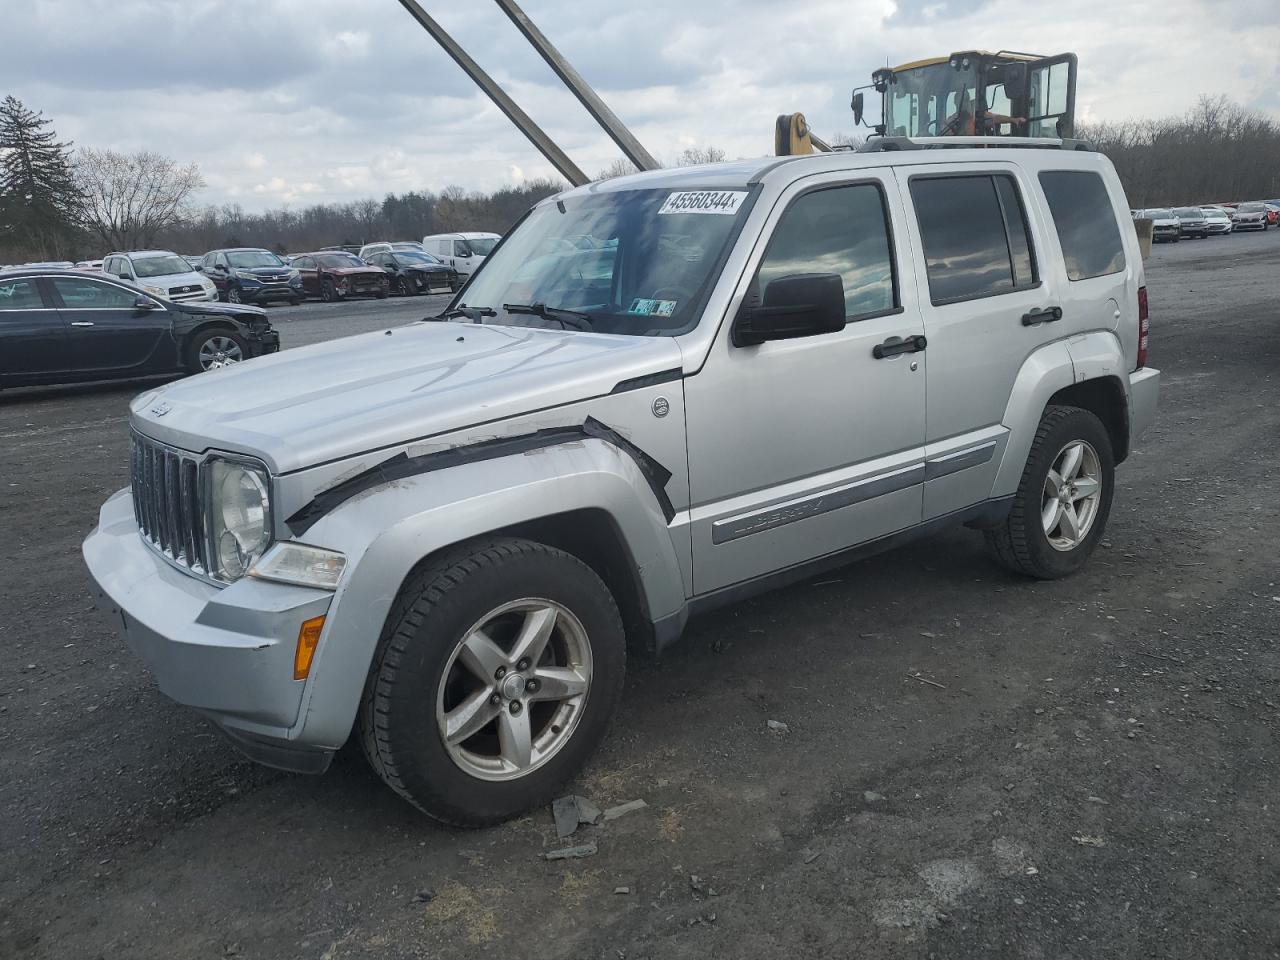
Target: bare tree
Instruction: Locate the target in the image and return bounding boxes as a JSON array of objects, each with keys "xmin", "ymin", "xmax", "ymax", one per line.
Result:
[
  {"xmin": 350, "ymin": 197, "xmax": 383, "ymax": 242},
  {"xmin": 675, "ymin": 145, "xmax": 725, "ymax": 166},
  {"xmin": 595, "ymin": 157, "xmax": 639, "ymax": 181},
  {"xmin": 76, "ymin": 149, "xmax": 204, "ymax": 250}
]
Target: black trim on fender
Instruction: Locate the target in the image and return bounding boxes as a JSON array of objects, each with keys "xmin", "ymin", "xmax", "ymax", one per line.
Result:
[
  {"xmin": 284, "ymin": 416, "xmax": 675, "ymax": 536},
  {"xmin": 923, "ymin": 441, "xmax": 997, "ymax": 481},
  {"xmin": 611, "ymin": 368, "xmax": 683, "ymax": 394}
]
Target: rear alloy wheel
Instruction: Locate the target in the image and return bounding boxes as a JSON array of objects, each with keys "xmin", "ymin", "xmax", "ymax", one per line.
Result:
[
  {"xmin": 187, "ymin": 329, "xmax": 247, "ymax": 374},
  {"xmin": 359, "ymin": 538, "xmax": 625, "ymax": 826},
  {"xmin": 985, "ymin": 405, "xmax": 1115, "ymax": 579}
]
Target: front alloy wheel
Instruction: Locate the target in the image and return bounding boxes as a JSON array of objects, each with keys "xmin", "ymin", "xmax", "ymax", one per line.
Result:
[
  {"xmin": 227, "ymin": 286, "xmax": 243, "ymax": 304},
  {"xmin": 198, "ymin": 334, "xmax": 244, "ymax": 370},
  {"xmin": 359, "ymin": 537, "xmax": 625, "ymax": 826},
  {"xmin": 437, "ymin": 599, "xmax": 592, "ymax": 781}
]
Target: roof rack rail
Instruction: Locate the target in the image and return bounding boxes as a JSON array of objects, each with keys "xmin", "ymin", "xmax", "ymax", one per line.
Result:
[{"xmin": 858, "ymin": 136, "xmax": 1093, "ymax": 153}]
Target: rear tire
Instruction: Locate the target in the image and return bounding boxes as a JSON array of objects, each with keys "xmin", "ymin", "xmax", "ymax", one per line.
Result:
[
  {"xmin": 985, "ymin": 405, "xmax": 1115, "ymax": 580},
  {"xmin": 359, "ymin": 538, "xmax": 626, "ymax": 826}
]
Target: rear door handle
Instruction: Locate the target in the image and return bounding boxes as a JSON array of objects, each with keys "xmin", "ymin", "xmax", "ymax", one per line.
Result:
[
  {"xmin": 1021, "ymin": 307, "xmax": 1063, "ymax": 326},
  {"xmin": 873, "ymin": 335, "xmax": 927, "ymax": 359},
  {"xmin": 70, "ymin": 321, "xmax": 95, "ymax": 327}
]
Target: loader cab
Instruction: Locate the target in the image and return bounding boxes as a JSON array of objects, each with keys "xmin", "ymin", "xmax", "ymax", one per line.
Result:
[{"xmin": 860, "ymin": 51, "xmax": 1077, "ymax": 140}]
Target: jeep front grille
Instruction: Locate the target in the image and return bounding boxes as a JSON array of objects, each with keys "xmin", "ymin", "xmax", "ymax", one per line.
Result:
[{"xmin": 130, "ymin": 432, "xmax": 209, "ymax": 574}]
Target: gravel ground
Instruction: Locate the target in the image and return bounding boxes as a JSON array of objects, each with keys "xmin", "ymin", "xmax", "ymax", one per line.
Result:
[{"xmin": 1, "ymin": 233, "xmax": 1277, "ymax": 960}]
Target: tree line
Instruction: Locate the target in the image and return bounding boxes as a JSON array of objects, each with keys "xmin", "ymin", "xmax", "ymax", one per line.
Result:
[{"xmin": 3, "ymin": 92, "xmax": 1278, "ymax": 265}]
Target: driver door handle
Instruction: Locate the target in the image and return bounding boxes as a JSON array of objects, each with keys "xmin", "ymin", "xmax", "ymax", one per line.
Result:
[
  {"xmin": 873, "ymin": 335, "xmax": 927, "ymax": 359},
  {"xmin": 1021, "ymin": 306, "xmax": 1063, "ymax": 326}
]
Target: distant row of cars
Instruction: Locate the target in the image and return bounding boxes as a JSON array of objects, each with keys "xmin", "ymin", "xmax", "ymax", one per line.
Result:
[
  {"xmin": 1131, "ymin": 201, "xmax": 1278, "ymax": 243},
  {"xmin": 1, "ymin": 232, "xmax": 503, "ymax": 309}
]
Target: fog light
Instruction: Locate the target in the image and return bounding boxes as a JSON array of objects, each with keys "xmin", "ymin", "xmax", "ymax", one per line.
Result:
[{"xmin": 294, "ymin": 615, "xmax": 326, "ymax": 680}]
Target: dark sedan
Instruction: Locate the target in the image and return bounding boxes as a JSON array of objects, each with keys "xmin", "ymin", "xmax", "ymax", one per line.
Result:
[
  {"xmin": 292, "ymin": 251, "xmax": 390, "ymax": 302},
  {"xmin": 0, "ymin": 269, "xmax": 279, "ymax": 389},
  {"xmin": 364, "ymin": 249, "xmax": 459, "ymax": 296}
]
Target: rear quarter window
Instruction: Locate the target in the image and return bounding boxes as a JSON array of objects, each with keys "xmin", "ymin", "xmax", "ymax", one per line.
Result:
[{"xmin": 1038, "ymin": 170, "xmax": 1126, "ymax": 281}]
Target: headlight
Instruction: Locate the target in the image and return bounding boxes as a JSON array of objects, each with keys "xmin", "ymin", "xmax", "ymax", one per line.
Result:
[
  {"xmin": 208, "ymin": 458, "xmax": 271, "ymax": 581},
  {"xmin": 143, "ymin": 284, "xmax": 166, "ymax": 297},
  {"xmin": 234, "ymin": 270, "xmax": 259, "ymax": 281},
  {"xmin": 249, "ymin": 542, "xmax": 346, "ymax": 590}
]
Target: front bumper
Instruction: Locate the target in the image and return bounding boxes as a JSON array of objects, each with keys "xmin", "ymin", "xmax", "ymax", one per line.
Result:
[
  {"xmin": 1233, "ymin": 219, "xmax": 1265, "ymax": 230},
  {"xmin": 241, "ymin": 281, "xmax": 303, "ymax": 302},
  {"xmin": 1129, "ymin": 367, "xmax": 1160, "ymax": 441},
  {"xmin": 83, "ymin": 489, "xmax": 336, "ymax": 772}
]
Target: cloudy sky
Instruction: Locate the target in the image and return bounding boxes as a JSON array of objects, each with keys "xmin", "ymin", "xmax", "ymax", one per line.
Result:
[{"xmin": 5, "ymin": 0, "xmax": 1278, "ymax": 210}]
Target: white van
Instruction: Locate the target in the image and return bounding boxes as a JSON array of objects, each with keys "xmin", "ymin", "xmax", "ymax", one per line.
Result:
[{"xmin": 421, "ymin": 232, "xmax": 501, "ymax": 280}]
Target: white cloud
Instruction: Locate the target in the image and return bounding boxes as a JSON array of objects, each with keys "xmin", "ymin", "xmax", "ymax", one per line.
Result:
[{"xmin": 1, "ymin": 0, "xmax": 1276, "ymax": 210}]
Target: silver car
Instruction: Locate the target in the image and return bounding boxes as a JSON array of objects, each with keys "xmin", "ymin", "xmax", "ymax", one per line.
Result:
[{"xmin": 85, "ymin": 142, "xmax": 1160, "ymax": 824}]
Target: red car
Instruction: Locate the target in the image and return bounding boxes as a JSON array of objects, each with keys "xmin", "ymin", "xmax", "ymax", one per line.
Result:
[{"xmin": 291, "ymin": 251, "xmax": 389, "ymax": 302}]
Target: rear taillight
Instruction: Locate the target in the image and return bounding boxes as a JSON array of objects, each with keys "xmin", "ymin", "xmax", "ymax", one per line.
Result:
[{"xmin": 1136, "ymin": 286, "xmax": 1149, "ymax": 369}]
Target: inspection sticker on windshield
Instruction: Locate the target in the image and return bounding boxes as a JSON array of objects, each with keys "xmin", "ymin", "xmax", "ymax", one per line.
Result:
[
  {"xmin": 659, "ymin": 190, "xmax": 747, "ymax": 215},
  {"xmin": 628, "ymin": 298, "xmax": 677, "ymax": 317}
]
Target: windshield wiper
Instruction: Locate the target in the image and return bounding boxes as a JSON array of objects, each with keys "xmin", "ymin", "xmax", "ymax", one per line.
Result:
[
  {"xmin": 432, "ymin": 305, "xmax": 497, "ymax": 322},
  {"xmin": 502, "ymin": 302, "xmax": 595, "ymax": 331}
]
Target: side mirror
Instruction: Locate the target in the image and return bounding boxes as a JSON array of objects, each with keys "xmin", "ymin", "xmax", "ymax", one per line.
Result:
[
  {"xmin": 852, "ymin": 91, "xmax": 864, "ymax": 125},
  {"xmin": 133, "ymin": 296, "xmax": 157, "ymax": 312},
  {"xmin": 215, "ymin": 263, "xmax": 228, "ymax": 272},
  {"xmin": 1003, "ymin": 63, "xmax": 1027, "ymax": 90},
  {"xmin": 733, "ymin": 273, "xmax": 846, "ymax": 347}
]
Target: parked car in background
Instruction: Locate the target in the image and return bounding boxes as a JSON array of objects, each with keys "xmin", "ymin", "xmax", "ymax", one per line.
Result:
[
  {"xmin": 1263, "ymin": 203, "xmax": 1280, "ymax": 226},
  {"xmin": 1231, "ymin": 202, "xmax": 1270, "ymax": 231},
  {"xmin": 75, "ymin": 259, "xmax": 105, "ymax": 271},
  {"xmin": 291, "ymin": 251, "xmax": 390, "ymax": 302},
  {"xmin": 181, "ymin": 255, "xmax": 203, "ymax": 270},
  {"xmin": 103, "ymin": 250, "xmax": 219, "ymax": 303},
  {"xmin": 1201, "ymin": 207, "xmax": 1233, "ymax": 236},
  {"xmin": 357, "ymin": 241, "xmax": 427, "ymax": 260},
  {"xmin": 421, "ymin": 232, "xmax": 501, "ymax": 280},
  {"xmin": 1172, "ymin": 207, "xmax": 1208, "ymax": 238},
  {"xmin": 365, "ymin": 249, "xmax": 459, "ymax": 295},
  {"xmin": 0, "ymin": 268, "xmax": 279, "ymax": 387},
  {"xmin": 200, "ymin": 248, "xmax": 304, "ymax": 304},
  {"xmin": 1137, "ymin": 209, "xmax": 1181, "ymax": 243}
]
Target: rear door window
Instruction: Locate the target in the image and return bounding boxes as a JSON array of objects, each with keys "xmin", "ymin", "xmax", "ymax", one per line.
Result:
[
  {"xmin": 909, "ymin": 174, "xmax": 1038, "ymax": 304},
  {"xmin": 1038, "ymin": 171, "xmax": 1126, "ymax": 281}
]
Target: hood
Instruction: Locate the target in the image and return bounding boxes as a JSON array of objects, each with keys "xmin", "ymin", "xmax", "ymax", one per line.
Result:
[
  {"xmin": 130, "ymin": 321, "xmax": 683, "ymax": 474},
  {"xmin": 236, "ymin": 265, "xmax": 292, "ymax": 278},
  {"xmin": 328, "ymin": 266, "xmax": 384, "ymax": 276},
  {"xmin": 168, "ymin": 299, "xmax": 269, "ymax": 321},
  {"xmin": 406, "ymin": 263, "xmax": 452, "ymax": 273},
  {"xmin": 135, "ymin": 269, "xmax": 209, "ymax": 292}
]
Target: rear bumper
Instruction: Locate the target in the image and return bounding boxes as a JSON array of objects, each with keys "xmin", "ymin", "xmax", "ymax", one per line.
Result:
[
  {"xmin": 1128, "ymin": 367, "xmax": 1160, "ymax": 441},
  {"xmin": 83, "ymin": 489, "xmax": 336, "ymax": 772}
]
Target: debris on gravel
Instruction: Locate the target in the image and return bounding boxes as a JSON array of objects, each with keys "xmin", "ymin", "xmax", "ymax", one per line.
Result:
[
  {"xmin": 543, "ymin": 843, "xmax": 598, "ymax": 861},
  {"xmin": 766, "ymin": 719, "xmax": 789, "ymax": 733},
  {"xmin": 602, "ymin": 799, "xmax": 648, "ymax": 821}
]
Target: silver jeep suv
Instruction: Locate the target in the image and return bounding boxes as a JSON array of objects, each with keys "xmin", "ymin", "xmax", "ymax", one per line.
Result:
[{"xmin": 84, "ymin": 141, "xmax": 1160, "ymax": 825}]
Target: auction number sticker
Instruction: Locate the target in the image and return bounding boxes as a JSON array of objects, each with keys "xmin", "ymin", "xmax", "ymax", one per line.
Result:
[{"xmin": 659, "ymin": 190, "xmax": 747, "ymax": 215}]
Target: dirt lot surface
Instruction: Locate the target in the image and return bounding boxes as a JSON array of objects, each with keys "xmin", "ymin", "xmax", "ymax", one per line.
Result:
[{"xmin": 2, "ymin": 234, "xmax": 1278, "ymax": 960}]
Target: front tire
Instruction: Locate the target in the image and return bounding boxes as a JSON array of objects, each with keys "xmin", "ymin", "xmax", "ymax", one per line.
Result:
[
  {"xmin": 359, "ymin": 538, "xmax": 626, "ymax": 826},
  {"xmin": 321, "ymin": 279, "xmax": 338, "ymax": 302},
  {"xmin": 186, "ymin": 328, "xmax": 247, "ymax": 374},
  {"xmin": 396, "ymin": 277, "xmax": 416, "ymax": 297},
  {"xmin": 227, "ymin": 285, "xmax": 243, "ymax": 304},
  {"xmin": 985, "ymin": 405, "xmax": 1115, "ymax": 580}
]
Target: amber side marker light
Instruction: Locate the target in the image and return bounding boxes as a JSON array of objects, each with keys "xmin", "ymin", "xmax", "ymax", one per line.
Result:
[{"xmin": 294, "ymin": 615, "xmax": 327, "ymax": 680}]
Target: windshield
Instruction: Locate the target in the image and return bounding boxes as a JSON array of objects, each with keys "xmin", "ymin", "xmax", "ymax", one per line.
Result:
[
  {"xmin": 227, "ymin": 250, "xmax": 285, "ymax": 268},
  {"xmin": 1173, "ymin": 208, "xmax": 1202, "ymax": 218},
  {"xmin": 464, "ymin": 237, "xmax": 499, "ymax": 256},
  {"xmin": 885, "ymin": 61, "xmax": 978, "ymax": 137},
  {"xmin": 390, "ymin": 242, "xmax": 425, "ymax": 252},
  {"xmin": 455, "ymin": 187, "xmax": 754, "ymax": 336},
  {"xmin": 317, "ymin": 253, "xmax": 364, "ymax": 268},
  {"xmin": 1239, "ymin": 202, "xmax": 1265, "ymax": 212},
  {"xmin": 1145, "ymin": 209, "xmax": 1173, "ymax": 218},
  {"xmin": 132, "ymin": 254, "xmax": 193, "ymax": 278},
  {"xmin": 395, "ymin": 251, "xmax": 440, "ymax": 265}
]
